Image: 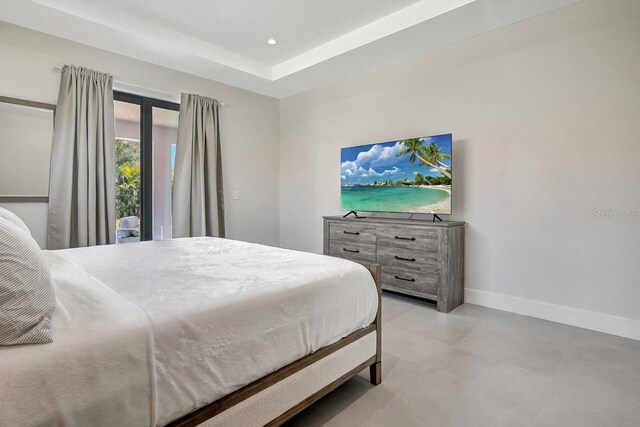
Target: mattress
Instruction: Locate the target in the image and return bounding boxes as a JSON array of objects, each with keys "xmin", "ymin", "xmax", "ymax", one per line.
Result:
[{"xmin": 0, "ymin": 237, "xmax": 378, "ymax": 426}]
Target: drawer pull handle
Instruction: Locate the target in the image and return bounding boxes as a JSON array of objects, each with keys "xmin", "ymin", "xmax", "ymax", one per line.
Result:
[
  {"xmin": 343, "ymin": 248, "xmax": 360, "ymax": 253},
  {"xmin": 394, "ymin": 275, "xmax": 416, "ymax": 283},
  {"xmin": 343, "ymin": 231, "xmax": 360, "ymax": 235},
  {"xmin": 394, "ymin": 236, "xmax": 416, "ymax": 241},
  {"xmin": 395, "ymin": 255, "xmax": 416, "ymax": 262}
]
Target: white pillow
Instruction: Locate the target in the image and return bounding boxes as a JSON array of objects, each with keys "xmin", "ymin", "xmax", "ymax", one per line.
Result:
[
  {"xmin": 0, "ymin": 207, "xmax": 31, "ymax": 235},
  {"xmin": 0, "ymin": 217, "xmax": 55, "ymax": 345}
]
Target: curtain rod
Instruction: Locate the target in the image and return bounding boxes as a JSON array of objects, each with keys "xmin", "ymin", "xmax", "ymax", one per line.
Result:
[{"xmin": 53, "ymin": 66, "xmax": 226, "ymax": 106}]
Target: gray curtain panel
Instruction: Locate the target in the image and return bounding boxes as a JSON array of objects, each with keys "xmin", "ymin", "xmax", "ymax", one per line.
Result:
[
  {"xmin": 172, "ymin": 93, "xmax": 225, "ymax": 238},
  {"xmin": 47, "ymin": 65, "xmax": 116, "ymax": 249}
]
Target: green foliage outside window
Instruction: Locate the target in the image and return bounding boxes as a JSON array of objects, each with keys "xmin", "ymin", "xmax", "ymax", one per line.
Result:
[{"xmin": 115, "ymin": 139, "xmax": 141, "ymax": 220}]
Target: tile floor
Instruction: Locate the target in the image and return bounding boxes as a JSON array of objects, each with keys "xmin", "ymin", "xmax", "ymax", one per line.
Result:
[{"xmin": 285, "ymin": 292, "xmax": 640, "ymax": 427}]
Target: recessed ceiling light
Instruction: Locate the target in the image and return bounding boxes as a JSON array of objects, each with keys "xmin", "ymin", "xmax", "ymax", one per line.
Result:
[{"xmin": 267, "ymin": 38, "xmax": 278, "ymax": 45}]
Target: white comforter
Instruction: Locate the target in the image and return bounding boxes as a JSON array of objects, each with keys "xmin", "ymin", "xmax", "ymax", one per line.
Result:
[
  {"xmin": 0, "ymin": 251, "xmax": 155, "ymax": 427},
  {"xmin": 0, "ymin": 237, "xmax": 378, "ymax": 426}
]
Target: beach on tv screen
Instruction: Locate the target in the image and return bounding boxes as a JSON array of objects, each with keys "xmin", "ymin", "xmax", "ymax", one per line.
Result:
[{"xmin": 340, "ymin": 134, "xmax": 452, "ymax": 214}]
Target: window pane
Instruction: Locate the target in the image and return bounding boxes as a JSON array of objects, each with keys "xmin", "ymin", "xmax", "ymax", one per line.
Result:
[
  {"xmin": 152, "ymin": 107, "xmax": 179, "ymax": 240},
  {"xmin": 114, "ymin": 100, "xmax": 141, "ymax": 244}
]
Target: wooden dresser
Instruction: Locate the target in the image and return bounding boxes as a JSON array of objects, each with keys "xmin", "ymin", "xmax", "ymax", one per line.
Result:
[{"xmin": 323, "ymin": 216, "xmax": 465, "ymax": 313}]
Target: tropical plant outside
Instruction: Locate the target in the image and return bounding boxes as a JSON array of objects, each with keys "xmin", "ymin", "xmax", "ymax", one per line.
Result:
[{"xmin": 115, "ymin": 138, "xmax": 141, "ymax": 221}]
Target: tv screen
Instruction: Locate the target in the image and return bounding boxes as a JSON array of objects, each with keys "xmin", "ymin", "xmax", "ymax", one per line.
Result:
[{"xmin": 341, "ymin": 134, "xmax": 452, "ymax": 214}]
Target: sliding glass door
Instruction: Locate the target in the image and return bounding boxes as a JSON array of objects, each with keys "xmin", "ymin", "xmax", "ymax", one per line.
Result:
[
  {"xmin": 113, "ymin": 92, "xmax": 179, "ymax": 242},
  {"xmin": 151, "ymin": 106, "xmax": 179, "ymax": 240},
  {"xmin": 114, "ymin": 99, "xmax": 141, "ymax": 243}
]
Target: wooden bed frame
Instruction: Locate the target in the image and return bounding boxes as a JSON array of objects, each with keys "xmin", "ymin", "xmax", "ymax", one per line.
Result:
[{"xmin": 167, "ymin": 260, "xmax": 382, "ymax": 427}]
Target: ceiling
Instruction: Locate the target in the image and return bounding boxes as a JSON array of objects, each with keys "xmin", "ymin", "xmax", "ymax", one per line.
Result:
[
  {"xmin": 99, "ymin": 0, "xmax": 422, "ymax": 66},
  {"xmin": 0, "ymin": 0, "xmax": 582, "ymax": 98}
]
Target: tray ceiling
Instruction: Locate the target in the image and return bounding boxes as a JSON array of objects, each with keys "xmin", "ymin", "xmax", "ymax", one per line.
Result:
[{"xmin": 0, "ymin": 0, "xmax": 582, "ymax": 98}]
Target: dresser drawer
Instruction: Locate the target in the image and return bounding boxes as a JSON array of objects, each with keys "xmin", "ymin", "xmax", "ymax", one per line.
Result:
[
  {"xmin": 377, "ymin": 225, "xmax": 438, "ymax": 251},
  {"xmin": 382, "ymin": 266, "xmax": 439, "ymax": 297},
  {"xmin": 329, "ymin": 241, "xmax": 376, "ymax": 262},
  {"xmin": 329, "ymin": 222, "xmax": 376, "ymax": 244},
  {"xmin": 377, "ymin": 246, "xmax": 439, "ymax": 272},
  {"xmin": 324, "ymin": 216, "xmax": 464, "ymax": 313}
]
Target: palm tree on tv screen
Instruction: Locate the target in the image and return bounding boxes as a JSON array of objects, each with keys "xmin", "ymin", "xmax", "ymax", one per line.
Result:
[
  {"xmin": 397, "ymin": 138, "xmax": 452, "ymax": 179},
  {"xmin": 424, "ymin": 142, "xmax": 452, "ymax": 178}
]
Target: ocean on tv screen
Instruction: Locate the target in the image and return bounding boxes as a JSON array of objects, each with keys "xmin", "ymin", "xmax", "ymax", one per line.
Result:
[{"xmin": 340, "ymin": 134, "xmax": 452, "ymax": 214}]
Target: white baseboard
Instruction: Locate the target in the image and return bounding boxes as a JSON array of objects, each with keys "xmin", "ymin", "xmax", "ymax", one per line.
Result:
[{"xmin": 465, "ymin": 288, "xmax": 640, "ymax": 341}]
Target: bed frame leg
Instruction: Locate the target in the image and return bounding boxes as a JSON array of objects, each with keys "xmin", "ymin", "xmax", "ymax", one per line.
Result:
[{"xmin": 369, "ymin": 361, "xmax": 382, "ymax": 385}]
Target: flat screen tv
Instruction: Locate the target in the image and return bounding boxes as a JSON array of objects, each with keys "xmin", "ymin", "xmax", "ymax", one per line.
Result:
[{"xmin": 341, "ymin": 134, "xmax": 452, "ymax": 214}]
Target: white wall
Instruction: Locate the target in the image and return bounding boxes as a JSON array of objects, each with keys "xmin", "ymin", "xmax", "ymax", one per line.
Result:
[
  {"xmin": 279, "ymin": 0, "xmax": 640, "ymax": 337},
  {"xmin": 0, "ymin": 22, "xmax": 280, "ymax": 248}
]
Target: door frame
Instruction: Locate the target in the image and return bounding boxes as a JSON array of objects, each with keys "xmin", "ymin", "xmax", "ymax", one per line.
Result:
[{"xmin": 114, "ymin": 91, "xmax": 180, "ymax": 240}]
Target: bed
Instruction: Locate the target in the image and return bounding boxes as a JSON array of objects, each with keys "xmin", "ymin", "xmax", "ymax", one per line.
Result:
[{"xmin": 0, "ymin": 237, "xmax": 382, "ymax": 427}]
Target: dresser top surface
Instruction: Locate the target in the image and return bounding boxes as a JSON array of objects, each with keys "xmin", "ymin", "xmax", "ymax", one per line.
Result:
[{"xmin": 323, "ymin": 215, "xmax": 465, "ymax": 227}]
